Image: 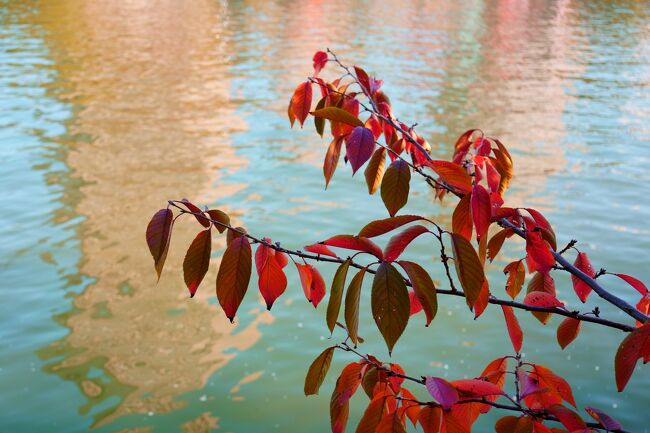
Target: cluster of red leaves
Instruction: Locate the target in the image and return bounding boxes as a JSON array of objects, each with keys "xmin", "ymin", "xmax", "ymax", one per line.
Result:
[{"xmin": 146, "ymin": 51, "xmax": 649, "ymax": 433}]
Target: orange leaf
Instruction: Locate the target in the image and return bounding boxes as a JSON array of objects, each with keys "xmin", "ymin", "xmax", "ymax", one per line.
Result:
[
  {"xmin": 556, "ymin": 317, "xmax": 581, "ymax": 349},
  {"xmin": 504, "ymin": 260, "xmax": 525, "ymax": 299},
  {"xmin": 290, "ymin": 81, "xmax": 312, "ymax": 127},
  {"xmin": 426, "ymin": 160, "xmax": 472, "ymax": 194},
  {"xmin": 324, "ymin": 136, "xmax": 344, "ymax": 188},
  {"xmin": 452, "ymin": 195, "xmax": 473, "ymax": 241},
  {"xmin": 487, "ymin": 229, "xmax": 512, "ymax": 262},
  {"xmin": 450, "ymin": 233, "xmax": 486, "ymax": 308},
  {"xmin": 312, "ymin": 106, "xmax": 364, "ymax": 127},
  {"xmin": 418, "ymin": 406, "xmax": 442, "ymax": 433},
  {"xmin": 470, "ymin": 184, "xmax": 491, "ymax": 241},
  {"xmin": 364, "ymin": 147, "xmax": 386, "ymax": 194},
  {"xmin": 523, "ymin": 292, "xmax": 564, "ymax": 309},
  {"xmin": 501, "ymin": 305, "xmax": 523, "ymax": 353},
  {"xmin": 344, "ymin": 268, "xmax": 366, "ymax": 346}
]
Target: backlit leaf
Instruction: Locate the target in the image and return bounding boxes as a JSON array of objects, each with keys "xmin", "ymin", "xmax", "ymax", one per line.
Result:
[
  {"xmin": 206, "ymin": 209, "xmax": 230, "ymax": 233},
  {"xmin": 571, "ymin": 252, "xmax": 595, "ymax": 302},
  {"xmin": 615, "ymin": 321, "xmax": 650, "ymax": 391},
  {"xmin": 398, "ymin": 261, "xmax": 438, "ymax": 326},
  {"xmin": 501, "ymin": 305, "xmax": 523, "ymax": 353},
  {"xmin": 523, "ymin": 292, "xmax": 564, "ymax": 309},
  {"xmin": 146, "ymin": 208, "xmax": 174, "ymax": 280},
  {"xmin": 256, "ymin": 244, "xmax": 288, "ymax": 310},
  {"xmin": 290, "ymin": 81, "xmax": 312, "ymax": 127},
  {"xmin": 452, "ymin": 195, "xmax": 472, "ymax": 241},
  {"xmin": 371, "ymin": 262, "xmax": 410, "ymax": 354},
  {"xmin": 504, "ymin": 260, "xmax": 525, "ymax": 299},
  {"xmin": 470, "ymin": 184, "xmax": 491, "ymax": 241},
  {"xmin": 216, "ymin": 236, "xmax": 252, "ymax": 322},
  {"xmin": 547, "ymin": 405, "xmax": 585, "ymax": 432},
  {"xmin": 327, "ymin": 260, "xmax": 351, "ymax": 334},
  {"xmin": 364, "ymin": 147, "xmax": 386, "ymax": 194},
  {"xmin": 418, "ymin": 406, "xmax": 442, "ymax": 433},
  {"xmin": 426, "ymin": 160, "xmax": 472, "ymax": 194},
  {"xmin": 556, "ymin": 317, "xmax": 581, "ymax": 349},
  {"xmin": 313, "ymin": 50, "xmax": 328, "ymax": 75},
  {"xmin": 487, "ymin": 229, "xmax": 511, "ymax": 262},
  {"xmin": 451, "ymin": 233, "xmax": 486, "ymax": 308},
  {"xmin": 358, "ymin": 215, "xmax": 427, "ymax": 238},
  {"xmin": 525, "ymin": 230, "xmax": 555, "ymax": 273},
  {"xmin": 381, "ymin": 159, "xmax": 411, "ymax": 217},
  {"xmin": 183, "ymin": 229, "xmax": 211, "ymax": 297},
  {"xmin": 384, "ymin": 225, "xmax": 429, "ymax": 262},
  {"xmin": 314, "ymin": 97, "xmax": 326, "ymax": 137},
  {"xmin": 613, "ymin": 273, "xmax": 649, "ymax": 295},
  {"xmin": 346, "ymin": 126, "xmax": 376, "ymax": 174},
  {"xmin": 305, "ymin": 243, "xmax": 338, "ymax": 258},
  {"xmin": 452, "ymin": 379, "xmax": 505, "ymax": 399},
  {"xmin": 324, "ymin": 136, "xmax": 344, "ymax": 188},
  {"xmin": 323, "ymin": 235, "xmax": 383, "ymax": 259},
  {"xmin": 304, "ymin": 346, "xmax": 335, "ymax": 396}
]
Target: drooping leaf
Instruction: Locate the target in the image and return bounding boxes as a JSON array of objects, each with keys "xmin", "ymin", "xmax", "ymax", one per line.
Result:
[
  {"xmin": 470, "ymin": 184, "xmax": 491, "ymax": 241},
  {"xmin": 183, "ymin": 229, "xmax": 212, "ymax": 297},
  {"xmin": 584, "ymin": 406, "xmax": 622, "ymax": 431},
  {"xmin": 473, "ymin": 279, "xmax": 490, "ymax": 318},
  {"xmin": 615, "ymin": 321, "xmax": 650, "ymax": 391},
  {"xmin": 450, "ymin": 233, "xmax": 486, "ymax": 308},
  {"xmin": 525, "ymin": 208, "xmax": 556, "ymax": 250},
  {"xmin": 364, "ymin": 147, "xmax": 386, "ymax": 194},
  {"xmin": 503, "ymin": 260, "xmax": 525, "ymax": 299},
  {"xmin": 494, "ymin": 416, "xmax": 519, "ymax": 433},
  {"xmin": 487, "ymin": 229, "xmax": 511, "ymax": 262},
  {"xmin": 613, "ymin": 273, "xmax": 649, "ymax": 295},
  {"xmin": 313, "ymin": 50, "xmax": 328, "ymax": 75},
  {"xmin": 206, "ymin": 209, "xmax": 230, "ymax": 233},
  {"xmin": 526, "ymin": 271, "xmax": 556, "ymax": 324},
  {"xmin": 529, "ymin": 364, "xmax": 576, "ymax": 407},
  {"xmin": 556, "ymin": 317, "xmax": 581, "ymax": 349},
  {"xmin": 312, "ymin": 106, "xmax": 364, "ymax": 127},
  {"xmin": 547, "ymin": 405, "xmax": 585, "ymax": 432},
  {"xmin": 376, "ymin": 413, "xmax": 407, "ymax": 433},
  {"xmin": 425, "ymin": 377, "xmax": 458, "ymax": 410},
  {"xmin": 346, "ymin": 126, "xmax": 376, "ymax": 174},
  {"xmin": 358, "ymin": 215, "xmax": 427, "ymax": 238},
  {"xmin": 226, "ymin": 226, "xmax": 247, "ymax": 245},
  {"xmin": 571, "ymin": 252, "xmax": 595, "ymax": 302},
  {"xmin": 290, "ymin": 81, "xmax": 312, "ymax": 127},
  {"xmin": 256, "ymin": 244, "xmax": 288, "ymax": 310},
  {"xmin": 493, "ymin": 139, "xmax": 513, "ymax": 195},
  {"xmin": 314, "ymin": 97, "xmax": 327, "ymax": 137},
  {"xmin": 525, "ymin": 229, "xmax": 555, "ymax": 273},
  {"xmin": 216, "ymin": 236, "xmax": 252, "ymax": 322},
  {"xmin": 418, "ymin": 406, "xmax": 442, "ymax": 433},
  {"xmin": 345, "ymin": 268, "xmax": 366, "ymax": 346},
  {"xmin": 371, "ymin": 262, "xmax": 410, "ymax": 354},
  {"xmin": 356, "ymin": 394, "xmax": 390, "ymax": 433},
  {"xmin": 146, "ymin": 208, "xmax": 174, "ymax": 280},
  {"xmin": 323, "ymin": 235, "xmax": 383, "ymax": 259},
  {"xmin": 398, "ymin": 261, "xmax": 438, "ymax": 326},
  {"xmin": 384, "ymin": 225, "xmax": 429, "ymax": 262},
  {"xmin": 331, "ymin": 362, "xmax": 363, "ymax": 433},
  {"xmin": 452, "ymin": 194, "xmax": 473, "ymax": 241},
  {"xmin": 501, "ymin": 305, "xmax": 523, "ymax": 353},
  {"xmin": 327, "ymin": 260, "xmax": 351, "ymax": 334},
  {"xmin": 309, "ymin": 264, "xmax": 327, "ymax": 307},
  {"xmin": 523, "ymin": 292, "xmax": 564, "ymax": 309},
  {"xmin": 304, "ymin": 346, "xmax": 335, "ymax": 396},
  {"xmin": 295, "ymin": 262, "xmax": 314, "ymax": 302},
  {"xmin": 381, "ymin": 159, "xmax": 411, "ymax": 217},
  {"xmin": 426, "ymin": 160, "xmax": 472, "ymax": 194},
  {"xmin": 324, "ymin": 136, "xmax": 344, "ymax": 188}
]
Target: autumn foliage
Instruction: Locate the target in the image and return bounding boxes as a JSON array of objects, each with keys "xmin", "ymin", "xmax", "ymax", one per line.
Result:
[{"xmin": 146, "ymin": 50, "xmax": 649, "ymax": 433}]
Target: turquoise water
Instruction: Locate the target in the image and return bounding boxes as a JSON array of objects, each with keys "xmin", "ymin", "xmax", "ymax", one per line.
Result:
[{"xmin": 1, "ymin": 1, "xmax": 649, "ymax": 432}]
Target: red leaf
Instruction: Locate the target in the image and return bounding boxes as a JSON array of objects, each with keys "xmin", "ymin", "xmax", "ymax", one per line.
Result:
[
  {"xmin": 547, "ymin": 405, "xmax": 585, "ymax": 431},
  {"xmin": 384, "ymin": 225, "xmax": 429, "ymax": 262},
  {"xmin": 473, "ymin": 280, "xmax": 490, "ymax": 319},
  {"xmin": 426, "ymin": 160, "xmax": 472, "ymax": 194},
  {"xmin": 571, "ymin": 252, "xmax": 595, "ymax": 302},
  {"xmin": 525, "ymin": 208, "xmax": 556, "ymax": 250},
  {"xmin": 296, "ymin": 263, "xmax": 326, "ymax": 307},
  {"xmin": 556, "ymin": 317, "xmax": 581, "ymax": 349},
  {"xmin": 289, "ymin": 81, "xmax": 312, "ymax": 127},
  {"xmin": 523, "ymin": 292, "xmax": 564, "ymax": 309},
  {"xmin": 526, "ymin": 271, "xmax": 556, "ymax": 324},
  {"xmin": 183, "ymin": 229, "xmax": 211, "ymax": 297},
  {"xmin": 425, "ymin": 376, "xmax": 459, "ymax": 410},
  {"xmin": 330, "ymin": 362, "xmax": 362, "ymax": 433},
  {"xmin": 323, "ymin": 234, "xmax": 383, "ymax": 259},
  {"xmin": 381, "ymin": 159, "xmax": 411, "ymax": 217},
  {"xmin": 295, "ymin": 262, "xmax": 313, "ymax": 302},
  {"xmin": 408, "ymin": 290, "xmax": 422, "ymax": 315},
  {"xmin": 345, "ymin": 126, "xmax": 376, "ymax": 174},
  {"xmin": 256, "ymin": 244, "xmax": 287, "ymax": 309},
  {"xmin": 304, "ymin": 243, "xmax": 338, "ymax": 258},
  {"xmin": 418, "ymin": 406, "xmax": 442, "ymax": 433},
  {"xmin": 358, "ymin": 215, "xmax": 427, "ymax": 238},
  {"xmin": 179, "ymin": 199, "xmax": 210, "ymax": 227},
  {"xmin": 584, "ymin": 406, "xmax": 622, "ymax": 431},
  {"xmin": 452, "ymin": 379, "xmax": 506, "ymax": 399},
  {"xmin": 501, "ymin": 305, "xmax": 523, "ymax": 353},
  {"xmin": 452, "ymin": 195, "xmax": 473, "ymax": 241},
  {"xmin": 470, "ymin": 184, "xmax": 491, "ymax": 241},
  {"xmin": 615, "ymin": 321, "xmax": 650, "ymax": 391},
  {"xmin": 216, "ymin": 236, "xmax": 252, "ymax": 322},
  {"xmin": 529, "ymin": 364, "xmax": 576, "ymax": 407},
  {"xmin": 525, "ymin": 229, "xmax": 555, "ymax": 273},
  {"xmin": 313, "ymin": 51, "xmax": 328, "ymax": 75},
  {"xmin": 146, "ymin": 208, "xmax": 174, "ymax": 280},
  {"xmin": 613, "ymin": 273, "xmax": 649, "ymax": 295}
]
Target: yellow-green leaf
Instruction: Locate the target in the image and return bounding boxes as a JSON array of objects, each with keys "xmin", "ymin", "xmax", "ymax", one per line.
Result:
[
  {"xmin": 312, "ymin": 106, "xmax": 364, "ymax": 127},
  {"xmin": 327, "ymin": 259, "xmax": 351, "ymax": 334},
  {"xmin": 304, "ymin": 346, "xmax": 336, "ymax": 396},
  {"xmin": 344, "ymin": 268, "xmax": 366, "ymax": 346}
]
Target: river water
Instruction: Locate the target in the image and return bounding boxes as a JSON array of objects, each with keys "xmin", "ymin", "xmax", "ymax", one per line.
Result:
[{"xmin": 1, "ymin": 1, "xmax": 649, "ymax": 432}]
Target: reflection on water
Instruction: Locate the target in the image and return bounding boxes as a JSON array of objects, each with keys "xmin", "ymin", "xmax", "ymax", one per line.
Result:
[{"xmin": 1, "ymin": 0, "xmax": 649, "ymax": 432}]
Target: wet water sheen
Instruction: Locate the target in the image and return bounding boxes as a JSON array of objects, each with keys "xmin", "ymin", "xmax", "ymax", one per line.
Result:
[{"xmin": 1, "ymin": 1, "xmax": 649, "ymax": 432}]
